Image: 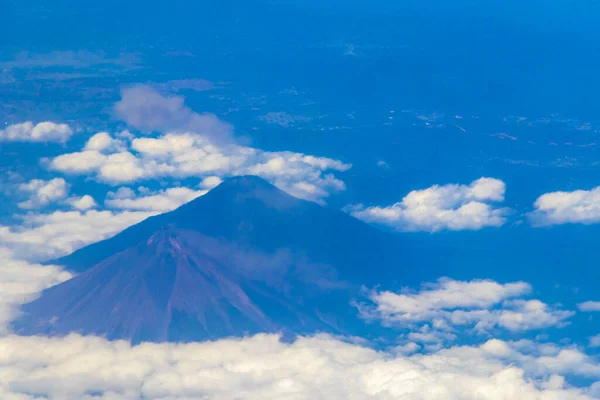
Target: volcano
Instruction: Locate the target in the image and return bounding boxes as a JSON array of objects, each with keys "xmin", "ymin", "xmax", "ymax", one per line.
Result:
[{"xmin": 13, "ymin": 176, "xmax": 428, "ymax": 343}]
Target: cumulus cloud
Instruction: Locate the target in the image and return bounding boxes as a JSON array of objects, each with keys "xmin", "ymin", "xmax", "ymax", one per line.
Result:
[
  {"xmin": 578, "ymin": 301, "xmax": 600, "ymax": 312},
  {"xmin": 407, "ymin": 325, "xmax": 458, "ymax": 348},
  {"xmin": 105, "ymin": 186, "xmax": 207, "ymax": 212},
  {"xmin": 114, "ymin": 85, "xmax": 232, "ymax": 141},
  {"xmin": 0, "ymin": 209, "xmax": 154, "ymax": 260},
  {"xmin": 359, "ymin": 278, "xmax": 573, "ymax": 340},
  {"xmin": 0, "ymin": 248, "xmax": 71, "ymax": 333},
  {"xmin": 84, "ymin": 132, "xmax": 125, "ymax": 152},
  {"xmin": 18, "ymin": 178, "xmax": 69, "ymax": 209},
  {"xmin": 0, "ymin": 332, "xmax": 596, "ymax": 400},
  {"xmin": 529, "ymin": 187, "xmax": 600, "ymax": 226},
  {"xmin": 50, "ymin": 131, "xmax": 350, "ymax": 202},
  {"xmin": 50, "ymin": 149, "xmax": 109, "ymax": 173},
  {"xmin": 350, "ymin": 178, "xmax": 509, "ymax": 231},
  {"xmin": 498, "ymin": 339, "xmax": 600, "ymax": 379},
  {"xmin": 0, "ymin": 121, "xmax": 74, "ymax": 142},
  {"xmin": 371, "ymin": 278, "xmax": 531, "ymax": 314},
  {"xmin": 199, "ymin": 176, "xmax": 223, "ymax": 190},
  {"xmin": 67, "ymin": 195, "xmax": 97, "ymax": 210}
]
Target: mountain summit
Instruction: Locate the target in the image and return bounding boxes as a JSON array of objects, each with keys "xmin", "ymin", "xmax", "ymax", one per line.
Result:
[{"xmin": 13, "ymin": 176, "xmax": 424, "ymax": 343}]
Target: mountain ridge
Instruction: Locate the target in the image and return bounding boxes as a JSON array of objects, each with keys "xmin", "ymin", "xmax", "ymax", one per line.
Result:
[{"xmin": 15, "ymin": 176, "xmax": 433, "ymax": 343}]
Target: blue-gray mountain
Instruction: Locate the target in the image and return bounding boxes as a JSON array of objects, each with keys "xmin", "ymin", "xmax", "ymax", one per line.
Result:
[{"xmin": 13, "ymin": 176, "xmax": 436, "ymax": 343}]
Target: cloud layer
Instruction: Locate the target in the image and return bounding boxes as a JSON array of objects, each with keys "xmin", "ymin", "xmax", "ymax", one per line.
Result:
[
  {"xmin": 350, "ymin": 178, "xmax": 509, "ymax": 231},
  {"xmin": 0, "ymin": 332, "xmax": 596, "ymax": 400}
]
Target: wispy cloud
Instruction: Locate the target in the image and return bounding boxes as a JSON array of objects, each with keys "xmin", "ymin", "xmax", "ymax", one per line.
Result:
[
  {"xmin": 114, "ymin": 85, "xmax": 232, "ymax": 141},
  {"xmin": 577, "ymin": 301, "xmax": 600, "ymax": 312},
  {"xmin": 154, "ymin": 79, "xmax": 216, "ymax": 92},
  {"xmin": 259, "ymin": 111, "xmax": 310, "ymax": 127},
  {"xmin": 0, "ymin": 50, "xmax": 140, "ymax": 70}
]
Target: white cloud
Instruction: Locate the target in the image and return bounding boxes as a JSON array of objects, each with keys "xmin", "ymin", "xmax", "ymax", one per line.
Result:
[
  {"xmin": 84, "ymin": 132, "xmax": 112, "ymax": 151},
  {"xmin": 0, "ymin": 332, "xmax": 595, "ymax": 400},
  {"xmin": 0, "ymin": 121, "xmax": 74, "ymax": 142},
  {"xmin": 371, "ymin": 278, "xmax": 531, "ymax": 314},
  {"xmin": 67, "ymin": 195, "xmax": 97, "ymax": 210},
  {"xmin": 0, "ymin": 248, "xmax": 71, "ymax": 333},
  {"xmin": 529, "ymin": 187, "xmax": 600, "ymax": 226},
  {"xmin": 578, "ymin": 301, "xmax": 600, "ymax": 312},
  {"xmin": 50, "ymin": 150, "xmax": 108, "ymax": 173},
  {"xmin": 114, "ymin": 85, "xmax": 232, "ymax": 141},
  {"xmin": 44, "ymin": 86, "xmax": 351, "ymax": 202},
  {"xmin": 467, "ymin": 299, "xmax": 574, "ymax": 332},
  {"xmin": 84, "ymin": 132, "xmax": 124, "ymax": 152},
  {"xmin": 97, "ymin": 152, "xmax": 146, "ymax": 182},
  {"xmin": 500, "ymin": 340, "xmax": 600, "ymax": 379},
  {"xmin": 359, "ymin": 278, "xmax": 573, "ymax": 338},
  {"xmin": 18, "ymin": 178, "xmax": 69, "ymax": 209},
  {"xmin": 51, "ymin": 150, "xmax": 147, "ymax": 183},
  {"xmin": 440, "ymin": 338, "xmax": 600, "ymax": 386},
  {"xmin": 50, "ymin": 132, "xmax": 350, "ymax": 202},
  {"xmin": 407, "ymin": 325, "xmax": 457, "ymax": 346},
  {"xmin": 350, "ymin": 178, "xmax": 509, "ymax": 231},
  {"xmin": 105, "ymin": 186, "xmax": 207, "ymax": 212},
  {"xmin": 199, "ymin": 175, "xmax": 223, "ymax": 190},
  {"xmin": 0, "ymin": 210, "xmax": 154, "ymax": 260},
  {"xmin": 107, "ymin": 187, "xmax": 135, "ymax": 199},
  {"xmin": 589, "ymin": 335, "xmax": 600, "ymax": 348}
]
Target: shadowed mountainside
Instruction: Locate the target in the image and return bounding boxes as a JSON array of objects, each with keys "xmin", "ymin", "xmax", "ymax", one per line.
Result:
[{"xmin": 14, "ymin": 176, "xmax": 434, "ymax": 342}]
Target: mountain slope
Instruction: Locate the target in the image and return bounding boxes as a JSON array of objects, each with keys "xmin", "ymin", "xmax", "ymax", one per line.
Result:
[
  {"xmin": 53, "ymin": 176, "xmax": 422, "ymax": 284},
  {"xmin": 14, "ymin": 176, "xmax": 431, "ymax": 342}
]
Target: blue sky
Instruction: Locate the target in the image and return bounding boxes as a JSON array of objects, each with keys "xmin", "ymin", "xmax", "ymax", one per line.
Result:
[{"xmin": 2, "ymin": 0, "xmax": 600, "ymax": 398}]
